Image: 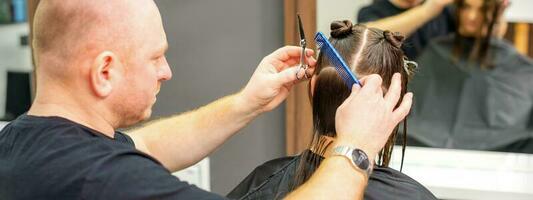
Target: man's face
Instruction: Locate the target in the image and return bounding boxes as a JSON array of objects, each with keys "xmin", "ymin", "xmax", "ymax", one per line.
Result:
[
  {"xmin": 459, "ymin": 0, "xmax": 485, "ymax": 37},
  {"xmin": 111, "ymin": 4, "xmax": 172, "ymax": 127}
]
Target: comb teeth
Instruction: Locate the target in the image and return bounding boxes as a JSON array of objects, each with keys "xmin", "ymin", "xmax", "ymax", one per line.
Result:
[{"xmin": 314, "ymin": 32, "xmax": 360, "ymax": 88}]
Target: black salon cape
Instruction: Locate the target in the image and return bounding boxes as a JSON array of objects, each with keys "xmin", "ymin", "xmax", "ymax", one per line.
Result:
[
  {"xmin": 227, "ymin": 151, "xmax": 436, "ymax": 200},
  {"xmin": 409, "ymin": 35, "xmax": 533, "ymax": 152}
]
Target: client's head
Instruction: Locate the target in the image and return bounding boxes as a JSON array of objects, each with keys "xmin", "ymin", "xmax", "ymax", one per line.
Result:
[
  {"xmin": 292, "ymin": 20, "xmax": 414, "ymax": 189},
  {"xmin": 457, "ymin": 0, "xmax": 503, "ymax": 38},
  {"xmin": 310, "ymin": 20, "xmax": 411, "ymax": 140}
]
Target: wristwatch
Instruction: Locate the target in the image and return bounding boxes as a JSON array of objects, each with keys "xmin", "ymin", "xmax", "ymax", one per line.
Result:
[{"xmin": 332, "ymin": 146, "xmax": 372, "ymax": 176}]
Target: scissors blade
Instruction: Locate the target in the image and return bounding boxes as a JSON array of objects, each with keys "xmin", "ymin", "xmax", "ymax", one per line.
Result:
[{"xmin": 297, "ymin": 14, "xmax": 306, "ymax": 42}]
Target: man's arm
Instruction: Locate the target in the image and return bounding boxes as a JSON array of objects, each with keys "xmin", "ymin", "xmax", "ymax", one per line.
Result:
[
  {"xmin": 128, "ymin": 46, "xmax": 317, "ymax": 172},
  {"xmin": 286, "ymin": 74, "xmax": 413, "ymax": 200},
  {"xmin": 127, "ymin": 94, "xmax": 256, "ymax": 172},
  {"xmin": 363, "ymin": 0, "xmax": 453, "ymax": 37}
]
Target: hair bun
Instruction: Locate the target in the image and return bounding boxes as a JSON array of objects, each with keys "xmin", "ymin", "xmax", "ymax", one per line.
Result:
[
  {"xmin": 330, "ymin": 20, "xmax": 354, "ymax": 39},
  {"xmin": 383, "ymin": 30, "xmax": 405, "ymax": 48}
]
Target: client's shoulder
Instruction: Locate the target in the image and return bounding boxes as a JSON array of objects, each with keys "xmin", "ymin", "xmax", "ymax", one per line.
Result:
[
  {"xmin": 366, "ymin": 166, "xmax": 437, "ymax": 200},
  {"xmin": 491, "ymin": 39, "xmax": 533, "ymax": 69},
  {"xmin": 256, "ymin": 155, "xmax": 299, "ymax": 172},
  {"xmin": 227, "ymin": 155, "xmax": 299, "ymax": 199}
]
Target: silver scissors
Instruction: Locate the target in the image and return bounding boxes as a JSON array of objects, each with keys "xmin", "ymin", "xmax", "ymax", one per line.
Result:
[{"xmin": 296, "ymin": 14, "xmax": 310, "ymax": 80}]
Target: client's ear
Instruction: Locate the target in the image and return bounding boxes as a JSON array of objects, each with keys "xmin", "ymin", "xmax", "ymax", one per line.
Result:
[{"xmin": 89, "ymin": 51, "xmax": 124, "ymax": 98}]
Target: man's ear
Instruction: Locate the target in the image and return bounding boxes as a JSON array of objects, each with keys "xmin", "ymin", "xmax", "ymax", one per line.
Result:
[{"xmin": 90, "ymin": 51, "xmax": 123, "ymax": 97}]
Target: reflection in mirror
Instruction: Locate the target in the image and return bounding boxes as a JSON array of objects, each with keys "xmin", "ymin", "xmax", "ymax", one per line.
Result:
[
  {"xmin": 405, "ymin": 0, "xmax": 533, "ymax": 154},
  {"xmin": 319, "ymin": 0, "xmax": 533, "ymax": 153}
]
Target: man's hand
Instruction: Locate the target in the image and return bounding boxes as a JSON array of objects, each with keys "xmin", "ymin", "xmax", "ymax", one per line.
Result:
[
  {"xmin": 422, "ymin": 0, "xmax": 454, "ymax": 15},
  {"xmin": 334, "ymin": 73, "xmax": 413, "ymax": 161},
  {"xmin": 495, "ymin": 0, "xmax": 510, "ymax": 38},
  {"xmin": 238, "ymin": 46, "xmax": 316, "ymax": 114}
]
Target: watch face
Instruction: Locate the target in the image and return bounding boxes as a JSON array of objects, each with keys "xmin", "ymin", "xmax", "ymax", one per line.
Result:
[{"xmin": 352, "ymin": 149, "xmax": 370, "ymax": 170}]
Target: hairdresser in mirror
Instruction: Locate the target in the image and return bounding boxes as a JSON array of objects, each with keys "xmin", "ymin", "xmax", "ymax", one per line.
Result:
[
  {"xmin": 0, "ymin": 0, "xmax": 412, "ymax": 199},
  {"xmin": 358, "ymin": 0, "xmax": 455, "ymax": 59}
]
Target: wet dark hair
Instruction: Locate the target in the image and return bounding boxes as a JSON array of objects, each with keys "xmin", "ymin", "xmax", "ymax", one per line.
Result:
[
  {"xmin": 453, "ymin": 0, "xmax": 504, "ymax": 69},
  {"xmin": 291, "ymin": 20, "xmax": 415, "ymax": 190}
]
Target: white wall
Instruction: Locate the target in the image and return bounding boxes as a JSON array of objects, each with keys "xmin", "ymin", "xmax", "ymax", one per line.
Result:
[
  {"xmin": 0, "ymin": 23, "xmax": 31, "ymax": 117},
  {"xmin": 316, "ymin": 0, "xmax": 372, "ymax": 35},
  {"xmin": 154, "ymin": 0, "xmax": 285, "ymax": 195},
  {"xmin": 506, "ymin": 0, "xmax": 533, "ymax": 23}
]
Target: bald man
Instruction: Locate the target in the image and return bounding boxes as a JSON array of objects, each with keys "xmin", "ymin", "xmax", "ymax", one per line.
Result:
[{"xmin": 0, "ymin": 0, "xmax": 412, "ymax": 199}]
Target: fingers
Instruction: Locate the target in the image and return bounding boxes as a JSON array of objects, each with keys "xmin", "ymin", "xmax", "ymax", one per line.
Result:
[
  {"xmin": 280, "ymin": 57, "xmax": 317, "ymax": 70},
  {"xmin": 345, "ymin": 84, "xmax": 362, "ymax": 102},
  {"xmin": 359, "ymin": 74, "xmax": 383, "ymax": 94},
  {"xmin": 267, "ymin": 46, "xmax": 317, "ymax": 72},
  {"xmin": 268, "ymin": 46, "xmax": 315, "ymax": 62},
  {"xmin": 304, "ymin": 52, "xmax": 317, "ymax": 67},
  {"xmin": 276, "ymin": 66, "xmax": 300, "ymax": 85},
  {"xmin": 392, "ymin": 92, "xmax": 413, "ymax": 124},
  {"xmin": 384, "ymin": 73, "xmax": 402, "ymax": 110}
]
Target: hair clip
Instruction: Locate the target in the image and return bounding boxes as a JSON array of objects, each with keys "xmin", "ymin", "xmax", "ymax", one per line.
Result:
[{"xmin": 403, "ymin": 57, "xmax": 418, "ymax": 76}]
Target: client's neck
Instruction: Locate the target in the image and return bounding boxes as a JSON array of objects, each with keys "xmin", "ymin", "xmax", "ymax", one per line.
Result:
[{"xmin": 309, "ymin": 135, "xmax": 335, "ymax": 158}]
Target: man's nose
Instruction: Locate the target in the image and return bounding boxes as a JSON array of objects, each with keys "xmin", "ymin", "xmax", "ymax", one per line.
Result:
[{"xmin": 158, "ymin": 56, "xmax": 172, "ymax": 81}]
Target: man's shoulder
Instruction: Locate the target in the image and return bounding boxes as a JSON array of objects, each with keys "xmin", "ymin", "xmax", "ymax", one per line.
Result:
[
  {"xmin": 2, "ymin": 115, "xmax": 133, "ymax": 149},
  {"xmin": 0, "ymin": 115, "xmax": 157, "ymax": 181},
  {"xmin": 366, "ymin": 167, "xmax": 438, "ymax": 200},
  {"xmin": 227, "ymin": 155, "xmax": 298, "ymax": 199},
  {"xmin": 0, "ymin": 116, "xmax": 165, "ymax": 199},
  {"xmin": 2, "ymin": 116, "xmax": 148, "ymax": 170}
]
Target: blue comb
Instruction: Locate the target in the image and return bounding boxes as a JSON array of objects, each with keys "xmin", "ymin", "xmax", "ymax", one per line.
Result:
[{"xmin": 314, "ymin": 32, "xmax": 361, "ymax": 87}]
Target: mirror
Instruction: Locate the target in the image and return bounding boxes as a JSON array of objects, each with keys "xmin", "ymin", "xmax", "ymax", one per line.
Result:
[{"xmin": 316, "ymin": 0, "xmax": 533, "ymax": 154}]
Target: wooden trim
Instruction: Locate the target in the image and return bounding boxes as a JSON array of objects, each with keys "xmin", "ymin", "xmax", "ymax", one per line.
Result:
[
  {"xmin": 504, "ymin": 22, "xmax": 533, "ymax": 58},
  {"xmin": 284, "ymin": 0, "xmax": 316, "ymax": 156},
  {"xmin": 514, "ymin": 23, "xmax": 530, "ymax": 55}
]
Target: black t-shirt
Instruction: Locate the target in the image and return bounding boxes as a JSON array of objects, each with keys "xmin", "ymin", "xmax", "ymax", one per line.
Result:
[
  {"xmin": 357, "ymin": 0, "xmax": 456, "ymax": 59},
  {"xmin": 0, "ymin": 115, "xmax": 227, "ymax": 200}
]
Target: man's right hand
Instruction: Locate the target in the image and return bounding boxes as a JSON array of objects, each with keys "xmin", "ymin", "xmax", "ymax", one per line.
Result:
[
  {"xmin": 422, "ymin": 0, "xmax": 454, "ymax": 15},
  {"xmin": 334, "ymin": 73, "xmax": 413, "ymax": 162}
]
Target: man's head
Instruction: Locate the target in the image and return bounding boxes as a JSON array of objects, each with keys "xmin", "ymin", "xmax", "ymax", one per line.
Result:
[{"xmin": 32, "ymin": 0, "xmax": 172, "ymax": 128}]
